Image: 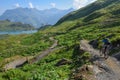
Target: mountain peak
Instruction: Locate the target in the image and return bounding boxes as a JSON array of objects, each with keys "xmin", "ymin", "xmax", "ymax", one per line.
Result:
[
  {"xmin": 14, "ymin": 7, "xmax": 38, "ymax": 11},
  {"xmin": 48, "ymin": 8, "xmax": 58, "ymax": 10}
]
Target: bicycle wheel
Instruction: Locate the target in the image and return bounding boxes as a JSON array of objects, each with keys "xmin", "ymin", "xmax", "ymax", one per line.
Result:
[
  {"xmin": 100, "ymin": 47, "xmax": 104, "ymax": 56},
  {"xmin": 104, "ymin": 46, "xmax": 109, "ymax": 59}
]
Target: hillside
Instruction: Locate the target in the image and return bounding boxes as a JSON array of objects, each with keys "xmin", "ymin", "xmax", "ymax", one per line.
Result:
[
  {"xmin": 0, "ymin": 0, "xmax": 120, "ymax": 80},
  {"xmin": 56, "ymin": 0, "xmax": 120, "ymax": 25},
  {"xmin": 42, "ymin": 0, "xmax": 120, "ymax": 43},
  {"xmin": 0, "ymin": 20, "xmax": 35, "ymax": 31},
  {"xmin": 0, "ymin": 8, "xmax": 74, "ymax": 28}
]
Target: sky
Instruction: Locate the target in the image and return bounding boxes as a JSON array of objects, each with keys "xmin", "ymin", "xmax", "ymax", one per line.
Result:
[{"xmin": 0, "ymin": 0, "xmax": 97, "ymax": 15}]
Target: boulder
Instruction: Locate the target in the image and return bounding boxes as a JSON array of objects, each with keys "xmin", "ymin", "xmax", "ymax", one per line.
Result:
[{"xmin": 89, "ymin": 39, "xmax": 98, "ymax": 48}]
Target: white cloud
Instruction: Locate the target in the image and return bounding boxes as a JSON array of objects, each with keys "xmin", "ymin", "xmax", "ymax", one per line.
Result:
[
  {"xmin": 73, "ymin": 0, "xmax": 96, "ymax": 9},
  {"xmin": 29, "ymin": 2, "xmax": 34, "ymax": 8},
  {"xmin": 14, "ymin": 3, "xmax": 20, "ymax": 8},
  {"xmin": 50, "ymin": 3, "xmax": 56, "ymax": 8}
]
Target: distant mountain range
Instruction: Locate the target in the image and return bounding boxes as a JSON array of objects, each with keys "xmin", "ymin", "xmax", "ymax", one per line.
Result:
[{"xmin": 0, "ymin": 8, "xmax": 74, "ymax": 28}]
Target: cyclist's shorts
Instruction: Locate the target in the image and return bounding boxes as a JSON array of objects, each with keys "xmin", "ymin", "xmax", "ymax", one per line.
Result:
[{"xmin": 105, "ymin": 42, "xmax": 110, "ymax": 45}]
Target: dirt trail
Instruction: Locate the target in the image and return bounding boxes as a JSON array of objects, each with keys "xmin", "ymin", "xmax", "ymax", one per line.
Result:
[
  {"xmin": 80, "ymin": 40, "xmax": 120, "ymax": 80},
  {"xmin": 3, "ymin": 57, "xmax": 27, "ymax": 70},
  {"xmin": 3, "ymin": 37, "xmax": 58, "ymax": 70},
  {"xmin": 29, "ymin": 37, "xmax": 58, "ymax": 64}
]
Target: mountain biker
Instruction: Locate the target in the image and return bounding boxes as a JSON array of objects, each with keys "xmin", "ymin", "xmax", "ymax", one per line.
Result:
[{"xmin": 101, "ymin": 37, "xmax": 111, "ymax": 58}]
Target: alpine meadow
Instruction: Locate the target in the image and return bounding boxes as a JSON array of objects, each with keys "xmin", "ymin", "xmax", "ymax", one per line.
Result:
[{"xmin": 0, "ymin": 0, "xmax": 120, "ymax": 80}]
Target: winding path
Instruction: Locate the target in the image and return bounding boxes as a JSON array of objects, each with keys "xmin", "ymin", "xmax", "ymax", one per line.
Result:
[
  {"xmin": 80, "ymin": 40, "xmax": 120, "ymax": 80},
  {"xmin": 28, "ymin": 37, "xmax": 58, "ymax": 64},
  {"xmin": 3, "ymin": 37, "xmax": 58, "ymax": 70}
]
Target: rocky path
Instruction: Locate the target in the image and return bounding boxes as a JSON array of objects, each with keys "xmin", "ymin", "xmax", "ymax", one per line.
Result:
[
  {"xmin": 3, "ymin": 57, "xmax": 27, "ymax": 71},
  {"xmin": 3, "ymin": 37, "xmax": 58, "ymax": 70},
  {"xmin": 80, "ymin": 40, "xmax": 120, "ymax": 80},
  {"xmin": 29, "ymin": 37, "xmax": 58, "ymax": 64}
]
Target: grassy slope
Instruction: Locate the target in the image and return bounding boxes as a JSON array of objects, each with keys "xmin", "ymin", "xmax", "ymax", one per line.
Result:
[
  {"xmin": 0, "ymin": 20, "xmax": 35, "ymax": 31},
  {"xmin": 0, "ymin": 0, "xmax": 120, "ymax": 79},
  {"xmin": 42, "ymin": 0, "xmax": 120, "ymax": 46}
]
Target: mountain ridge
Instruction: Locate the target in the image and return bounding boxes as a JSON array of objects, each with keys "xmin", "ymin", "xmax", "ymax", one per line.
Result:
[
  {"xmin": 56, "ymin": 0, "xmax": 120, "ymax": 25},
  {"xmin": 0, "ymin": 8, "xmax": 74, "ymax": 28}
]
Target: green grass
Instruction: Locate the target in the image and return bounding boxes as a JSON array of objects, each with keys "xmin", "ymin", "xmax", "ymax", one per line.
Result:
[
  {"xmin": 0, "ymin": 32, "xmax": 53, "ymax": 60},
  {"xmin": 0, "ymin": 20, "xmax": 34, "ymax": 31}
]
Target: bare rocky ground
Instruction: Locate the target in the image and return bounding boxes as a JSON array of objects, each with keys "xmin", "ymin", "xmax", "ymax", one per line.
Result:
[{"xmin": 80, "ymin": 40, "xmax": 120, "ymax": 80}]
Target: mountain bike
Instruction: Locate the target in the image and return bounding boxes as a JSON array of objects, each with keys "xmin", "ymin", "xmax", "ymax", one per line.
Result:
[{"xmin": 100, "ymin": 44, "xmax": 111, "ymax": 59}]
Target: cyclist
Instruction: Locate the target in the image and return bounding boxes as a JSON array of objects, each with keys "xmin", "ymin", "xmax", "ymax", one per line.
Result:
[{"xmin": 101, "ymin": 37, "xmax": 111, "ymax": 58}]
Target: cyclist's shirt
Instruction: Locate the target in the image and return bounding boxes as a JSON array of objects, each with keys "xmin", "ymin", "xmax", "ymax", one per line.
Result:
[{"xmin": 102, "ymin": 38, "xmax": 110, "ymax": 45}]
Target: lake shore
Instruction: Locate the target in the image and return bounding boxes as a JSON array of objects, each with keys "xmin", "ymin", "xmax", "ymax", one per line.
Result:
[{"xmin": 0, "ymin": 30, "xmax": 37, "ymax": 35}]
